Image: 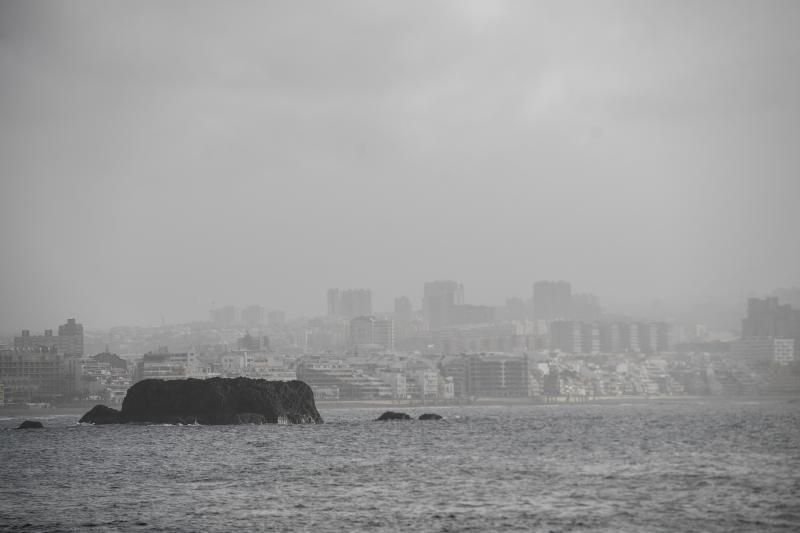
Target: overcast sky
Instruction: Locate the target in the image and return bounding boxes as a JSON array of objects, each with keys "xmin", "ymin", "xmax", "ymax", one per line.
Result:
[{"xmin": 1, "ymin": 0, "xmax": 799, "ymax": 331}]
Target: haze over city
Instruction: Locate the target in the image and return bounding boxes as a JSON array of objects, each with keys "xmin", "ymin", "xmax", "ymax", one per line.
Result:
[{"xmin": 2, "ymin": 0, "xmax": 799, "ymax": 332}]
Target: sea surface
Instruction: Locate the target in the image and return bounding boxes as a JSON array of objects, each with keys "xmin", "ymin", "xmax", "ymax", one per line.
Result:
[{"xmin": 1, "ymin": 399, "xmax": 799, "ymax": 532}]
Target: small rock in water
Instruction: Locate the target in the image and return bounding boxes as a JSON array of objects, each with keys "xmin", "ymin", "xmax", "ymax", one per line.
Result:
[
  {"xmin": 376, "ymin": 411, "xmax": 412, "ymax": 421},
  {"xmin": 16, "ymin": 420, "xmax": 44, "ymax": 429},
  {"xmin": 418, "ymin": 413, "xmax": 443, "ymax": 420}
]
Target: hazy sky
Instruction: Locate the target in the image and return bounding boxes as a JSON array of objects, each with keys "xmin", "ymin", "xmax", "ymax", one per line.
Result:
[{"xmin": 1, "ymin": 0, "xmax": 799, "ymax": 331}]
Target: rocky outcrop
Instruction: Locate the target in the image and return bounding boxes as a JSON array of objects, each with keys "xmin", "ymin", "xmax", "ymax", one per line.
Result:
[
  {"xmin": 418, "ymin": 413, "xmax": 443, "ymax": 420},
  {"xmin": 376, "ymin": 411, "xmax": 412, "ymax": 421},
  {"xmin": 16, "ymin": 420, "xmax": 44, "ymax": 429},
  {"xmin": 79, "ymin": 377, "xmax": 322, "ymax": 425},
  {"xmin": 80, "ymin": 405, "xmax": 123, "ymax": 424}
]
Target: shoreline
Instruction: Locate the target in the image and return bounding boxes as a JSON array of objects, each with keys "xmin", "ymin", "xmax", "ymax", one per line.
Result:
[{"xmin": 2, "ymin": 394, "xmax": 797, "ymax": 418}]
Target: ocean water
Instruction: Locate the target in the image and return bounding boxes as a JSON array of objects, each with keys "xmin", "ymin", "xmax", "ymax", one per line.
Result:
[{"xmin": 1, "ymin": 399, "xmax": 799, "ymax": 532}]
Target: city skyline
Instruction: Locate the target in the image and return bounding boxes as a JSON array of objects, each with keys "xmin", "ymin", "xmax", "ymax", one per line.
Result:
[
  {"xmin": 2, "ymin": 2, "xmax": 799, "ymax": 330},
  {"xmin": 2, "ymin": 3, "xmax": 799, "ymax": 532}
]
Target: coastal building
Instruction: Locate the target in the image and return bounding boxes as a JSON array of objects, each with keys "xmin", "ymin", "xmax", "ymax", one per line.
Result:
[
  {"xmin": 377, "ymin": 370, "xmax": 407, "ymax": 399},
  {"xmin": 412, "ymin": 370, "xmax": 440, "ymax": 399},
  {"xmin": 466, "ymin": 354, "xmax": 529, "ymax": 398},
  {"xmin": 138, "ymin": 350, "xmax": 201, "ymax": 381},
  {"xmin": 296, "ymin": 358, "xmax": 393, "ymax": 400},
  {"xmin": 742, "ymin": 297, "xmax": 800, "ymax": 352},
  {"xmin": 57, "ymin": 318, "xmax": 84, "ymax": 356},
  {"xmin": 66, "ymin": 357, "xmax": 111, "ymax": 396},
  {"xmin": 221, "ymin": 352, "xmax": 248, "ymax": 375},
  {"xmin": 730, "ymin": 337, "xmax": 795, "ymax": 365},
  {"xmin": 14, "ymin": 318, "xmax": 84, "ymax": 357},
  {"xmin": 0, "ymin": 348, "xmax": 67, "ymax": 402}
]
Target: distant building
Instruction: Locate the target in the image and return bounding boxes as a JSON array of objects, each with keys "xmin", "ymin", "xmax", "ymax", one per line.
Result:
[
  {"xmin": 241, "ymin": 305, "xmax": 265, "ymax": 327},
  {"xmin": 503, "ymin": 297, "xmax": 528, "ymax": 321},
  {"xmin": 772, "ymin": 287, "xmax": 800, "ymax": 310},
  {"xmin": 450, "ymin": 304, "xmax": 495, "ymax": 326},
  {"xmin": 394, "ymin": 296, "xmax": 413, "ymax": 322},
  {"xmin": 327, "ymin": 288, "xmax": 372, "ymax": 318},
  {"xmin": 742, "ymin": 297, "xmax": 800, "ymax": 352},
  {"xmin": 13, "ymin": 318, "xmax": 84, "ymax": 357},
  {"xmin": 550, "ymin": 321, "xmax": 582, "ymax": 353},
  {"xmin": 730, "ymin": 337, "xmax": 795, "ymax": 365},
  {"xmin": 572, "ymin": 293, "xmax": 602, "ymax": 321},
  {"xmin": 412, "ymin": 370, "xmax": 440, "ymax": 399},
  {"xmin": 533, "ymin": 281, "xmax": 572, "ymax": 320},
  {"xmin": 138, "ymin": 350, "xmax": 201, "ymax": 380},
  {"xmin": 238, "ymin": 332, "xmax": 268, "ymax": 351},
  {"xmin": 296, "ymin": 358, "xmax": 393, "ymax": 400},
  {"xmin": 350, "ymin": 316, "xmax": 394, "ymax": 351},
  {"xmin": 221, "ymin": 352, "xmax": 248, "ymax": 375},
  {"xmin": 0, "ymin": 349, "xmax": 67, "ymax": 401},
  {"xmin": 377, "ymin": 370, "xmax": 407, "ymax": 399},
  {"xmin": 549, "ymin": 320, "xmax": 669, "ymax": 354},
  {"xmin": 268, "ymin": 310, "xmax": 285, "ymax": 326},
  {"xmin": 467, "ymin": 354, "xmax": 529, "ymax": 398},
  {"xmin": 327, "ymin": 289, "xmax": 340, "ymax": 317},
  {"xmin": 210, "ymin": 306, "xmax": 237, "ymax": 327},
  {"xmin": 423, "ymin": 280, "xmax": 464, "ymax": 330}
]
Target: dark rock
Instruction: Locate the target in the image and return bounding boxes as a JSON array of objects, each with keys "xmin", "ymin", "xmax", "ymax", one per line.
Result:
[
  {"xmin": 16, "ymin": 420, "xmax": 44, "ymax": 429},
  {"xmin": 79, "ymin": 377, "xmax": 322, "ymax": 425},
  {"xmin": 79, "ymin": 404, "xmax": 123, "ymax": 425},
  {"xmin": 376, "ymin": 411, "xmax": 412, "ymax": 421},
  {"xmin": 418, "ymin": 413, "xmax": 443, "ymax": 420}
]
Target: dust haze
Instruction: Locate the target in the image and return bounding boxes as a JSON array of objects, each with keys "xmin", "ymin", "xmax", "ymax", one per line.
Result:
[{"xmin": 1, "ymin": 0, "xmax": 799, "ymax": 331}]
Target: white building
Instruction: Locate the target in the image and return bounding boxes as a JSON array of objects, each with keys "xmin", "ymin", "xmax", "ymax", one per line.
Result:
[
  {"xmin": 438, "ymin": 375, "xmax": 455, "ymax": 399},
  {"xmin": 141, "ymin": 351, "xmax": 201, "ymax": 380},
  {"xmin": 413, "ymin": 370, "xmax": 439, "ymax": 398},
  {"xmin": 730, "ymin": 337, "xmax": 795, "ymax": 365},
  {"xmin": 378, "ymin": 371, "xmax": 407, "ymax": 399},
  {"xmin": 221, "ymin": 352, "xmax": 248, "ymax": 375}
]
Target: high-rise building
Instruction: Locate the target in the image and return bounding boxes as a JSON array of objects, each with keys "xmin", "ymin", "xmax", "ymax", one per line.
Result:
[
  {"xmin": 327, "ymin": 288, "xmax": 372, "ymax": 318},
  {"xmin": 327, "ymin": 289, "xmax": 340, "ymax": 317},
  {"xmin": 241, "ymin": 305, "xmax": 265, "ymax": 327},
  {"xmin": 341, "ymin": 289, "xmax": 372, "ymax": 318},
  {"xmin": 742, "ymin": 297, "xmax": 800, "ymax": 352},
  {"xmin": 742, "ymin": 297, "xmax": 800, "ymax": 336},
  {"xmin": 210, "ymin": 306, "xmax": 238, "ymax": 326},
  {"xmin": 14, "ymin": 318, "xmax": 84, "ymax": 357},
  {"xmin": 772, "ymin": 288, "xmax": 800, "ymax": 309},
  {"xmin": 372, "ymin": 318, "xmax": 395, "ymax": 352},
  {"xmin": 394, "ymin": 296, "xmax": 413, "ymax": 322},
  {"xmin": 571, "ymin": 293, "xmax": 602, "ymax": 321},
  {"xmin": 349, "ymin": 316, "xmax": 394, "ymax": 351},
  {"xmin": 550, "ymin": 321, "xmax": 582, "ymax": 353},
  {"xmin": 423, "ymin": 280, "xmax": 464, "ymax": 330},
  {"xmin": 533, "ymin": 281, "xmax": 572, "ymax": 320},
  {"xmin": 549, "ymin": 320, "xmax": 669, "ymax": 354},
  {"xmin": 504, "ymin": 297, "xmax": 528, "ymax": 321}
]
